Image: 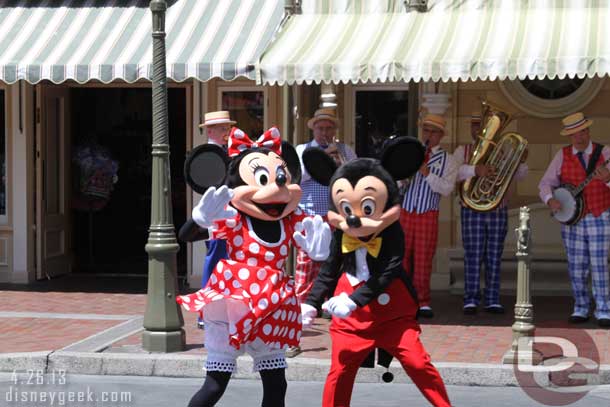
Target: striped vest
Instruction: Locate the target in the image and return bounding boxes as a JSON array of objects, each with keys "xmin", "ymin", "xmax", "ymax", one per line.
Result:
[
  {"xmin": 300, "ymin": 141, "xmax": 349, "ymax": 216},
  {"xmin": 402, "ymin": 148, "xmax": 449, "ymax": 213},
  {"xmin": 560, "ymin": 145, "xmax": 610, "ymax": 217}
]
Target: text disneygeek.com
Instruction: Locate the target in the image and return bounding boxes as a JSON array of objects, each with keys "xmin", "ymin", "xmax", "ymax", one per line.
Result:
[
  {"xmin": 6, "ymin": 387, "xmax": 132, "ymax": 405},
  {"xmin": 5, "ymin": 370, "xmax": 133, "ymax": 406}
]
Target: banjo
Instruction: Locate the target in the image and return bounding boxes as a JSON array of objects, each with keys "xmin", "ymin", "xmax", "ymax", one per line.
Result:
[{"xmin": 552, "ymin": 152, "xmax": 610, "ymax": 225}]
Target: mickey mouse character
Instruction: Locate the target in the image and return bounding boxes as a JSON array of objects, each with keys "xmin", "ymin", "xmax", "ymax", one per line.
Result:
[
  {"xmin": 177, "ymin": 127, "xmax": 331, "ymax": 407},
  {"xmin": 300, "ymin": 137, "xmax": 451, "ymax": 407}
]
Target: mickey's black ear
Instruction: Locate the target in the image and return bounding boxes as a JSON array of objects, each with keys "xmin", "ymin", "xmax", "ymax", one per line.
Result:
[
  {"xmin": 380, "ymin": 137, "xmax": 425, "ymax": 180},
  {"xmin": 184, "ymin": 144, "xmax": 229, "ymax": 194},
  {"xmin": 281, "ymin": 141, "xmax": 302, "ymax": 184},
  {"xmin": 302, "ymin": 147, "xmax": 337, "ymax": 186}
]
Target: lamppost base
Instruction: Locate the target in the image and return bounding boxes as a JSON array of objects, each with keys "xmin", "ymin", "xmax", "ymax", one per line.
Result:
[
  {"xmin": 142, "ymin": 329, "xmax": 185, "ymax": 353},
  {"xmin": 502, "ymin": 348, "xmax": 543, "ymax": 365}
]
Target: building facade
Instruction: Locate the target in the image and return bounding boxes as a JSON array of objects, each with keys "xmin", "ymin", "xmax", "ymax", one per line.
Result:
[{"xmin": 1, "ymin": 0, "xmax": 609, "ymax": 297}]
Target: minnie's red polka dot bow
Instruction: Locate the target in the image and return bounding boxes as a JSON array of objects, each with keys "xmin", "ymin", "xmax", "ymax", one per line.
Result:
[{"xmin": 228, "ymin": 127, "xmax": 282, "ymax": 157}]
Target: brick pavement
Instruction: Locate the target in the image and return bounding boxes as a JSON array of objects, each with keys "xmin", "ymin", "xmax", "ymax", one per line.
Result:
[{"xmin": 1, "ymin": 276, "xmax": 610, "ymax": 365}]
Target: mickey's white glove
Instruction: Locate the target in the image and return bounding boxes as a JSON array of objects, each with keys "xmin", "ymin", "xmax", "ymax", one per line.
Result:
[
  {"xmin": 322, "ymin": 292, "xmax": 357, "ymax": 319},
  {"xmin": 192, "ymin": 186, "xmax": 237, "ymax": 228},
  {"xmin": 300, "ymin": 303, "xmax": 317, "ymax": 329},
  {"xmin": 293, "ymin": 215, "xmax": 331, "ymax": 261}
]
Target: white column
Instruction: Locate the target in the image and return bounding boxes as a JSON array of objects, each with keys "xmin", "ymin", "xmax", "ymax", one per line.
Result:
[{"xmin": 11, "ymin": 81, "xmax": 35, "ymax": 283}]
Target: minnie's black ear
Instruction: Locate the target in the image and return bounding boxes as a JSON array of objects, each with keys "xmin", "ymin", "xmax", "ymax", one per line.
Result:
[
  {"xmin": 281, "ymin": 141, "xmax": 302, "ymax": 184},
  {"xmin": 302, "ymin": 147, "xmax": 337, "ymax": 186},
  {"xmin": 184, "ymin": 144, "xmax": 229, "ymax": 194},
  {"xmin": 380, "ymin": 137, "xmax": 425, "ymax": 180}
]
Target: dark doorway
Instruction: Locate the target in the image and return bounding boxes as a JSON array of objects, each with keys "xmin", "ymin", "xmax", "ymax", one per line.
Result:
[
  {"xmin": 70, "ymin": 88, "xmax": 187, "ymax": 276},
  {"xmin": 355, "ymin": 90, "xmax": 409, "ymax": 158}
]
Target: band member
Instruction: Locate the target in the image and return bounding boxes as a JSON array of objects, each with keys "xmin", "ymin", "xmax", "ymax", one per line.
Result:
[
  {"xmin": 400, "ymin": 114, "xmax": 458, "ymax": 318},
  {"xmin": 539, "ymin": 113, "xmax": 610, "ymax": 328},
  {"xmin": 290, "ymin": 108, "xmax": 357, "ymax": 356},
  {"xmin": 300, "ymin": 138, "xmax": 451, "ymax": 407},
  {"xmin": 454, "ymin": 112, "xmax": 528, "ymax": 315}
]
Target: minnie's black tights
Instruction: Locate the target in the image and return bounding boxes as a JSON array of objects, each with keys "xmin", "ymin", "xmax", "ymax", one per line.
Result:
[{"xmin": 187, "ymin": 368, "xmax": 287, "ymax": 407}]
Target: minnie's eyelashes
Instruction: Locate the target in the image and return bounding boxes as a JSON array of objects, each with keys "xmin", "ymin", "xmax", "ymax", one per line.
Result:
[{"xmin": 250, "ymin": 162, "xmax": 266, "ymax": 172}]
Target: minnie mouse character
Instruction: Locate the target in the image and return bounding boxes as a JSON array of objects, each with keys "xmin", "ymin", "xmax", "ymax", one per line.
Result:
[
  {"xmin": 178, "ymin": 127, "xmax": 331, "ymax": 407},
  {"xmin": 300, "ymin": 137, "xmax": 451, "ymax": 407}
]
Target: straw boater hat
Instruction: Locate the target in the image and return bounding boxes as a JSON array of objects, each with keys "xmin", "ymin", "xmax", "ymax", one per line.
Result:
[
  {"xmin": 198, "ymin": 110, "xmax": 236, "ymax": 128},
  {"xmin": 560, "ymin": 112, "xmax": 593, "ymax": 136},
  {"xmin": 422, "ymin": 114, "xmax": 446, "ymax": 133},
  {"xmin": 307, "ymin": 108, "xmax": 340, "ymax": 129}
]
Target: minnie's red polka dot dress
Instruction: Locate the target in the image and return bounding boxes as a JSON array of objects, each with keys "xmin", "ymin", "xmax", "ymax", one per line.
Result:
[{"xmin": 177, "ymin": 207, "xmax": 308, "ymax": 350}]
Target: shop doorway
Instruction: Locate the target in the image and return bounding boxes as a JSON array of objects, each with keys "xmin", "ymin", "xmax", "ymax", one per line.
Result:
[{"xmin": 68, "ymin": 87, "xmax": 187, "ymax": 276}]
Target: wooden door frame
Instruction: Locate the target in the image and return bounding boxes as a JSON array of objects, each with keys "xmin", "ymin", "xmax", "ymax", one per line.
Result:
[{"xmin": 35, "ymin": 84, "xmax": 72, "ymax": 279}]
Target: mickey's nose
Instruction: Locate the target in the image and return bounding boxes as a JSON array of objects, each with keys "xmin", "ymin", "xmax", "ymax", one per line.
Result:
[
  {"xmin": 346, "ymin": 215, "xmax": 361, "ymax": 228},
  {"xmin": 276, "ymin": 167, "xmax": 287, "ymax": 186}
]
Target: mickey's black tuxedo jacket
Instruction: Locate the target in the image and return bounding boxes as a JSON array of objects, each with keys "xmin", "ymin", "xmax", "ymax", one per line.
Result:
[{"xmin": 304, "ymin": 221, "xmax": 418, "ymax": 309}]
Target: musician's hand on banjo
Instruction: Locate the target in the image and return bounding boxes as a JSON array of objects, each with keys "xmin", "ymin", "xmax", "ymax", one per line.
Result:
[
  {"xmin": 547, "ymin": 198, "xmax": 562, "ymax": 213},
  {"xmin": 593, "ymin": 166, "xmax": 610, "ymax": 183}
]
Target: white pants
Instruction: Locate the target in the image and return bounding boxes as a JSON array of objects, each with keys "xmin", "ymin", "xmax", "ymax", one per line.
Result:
[{"xmin": 203, "ymin": 298, "xmax": 286, "ymax": 372}]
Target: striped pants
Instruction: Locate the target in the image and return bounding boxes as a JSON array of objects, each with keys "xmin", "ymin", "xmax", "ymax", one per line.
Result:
[
  {"xmin": 400, "ymin": 209, "xmax": 439, "ymax": 307},
  {"xmin": 461, "ymin": 206, "xmax": 508, "ymax": 307},
  {"xmin": 561, "ymin": 211, "xmax": 610, "ymax": 319},
  {"xmin": 295, "ymin": 249, "xmax": 324, "ymax": 303}
]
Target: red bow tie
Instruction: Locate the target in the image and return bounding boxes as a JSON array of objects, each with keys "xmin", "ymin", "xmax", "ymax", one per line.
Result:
[{"xmin": 227, "ymin": 127, "xmax": 282, "ymax": 157}]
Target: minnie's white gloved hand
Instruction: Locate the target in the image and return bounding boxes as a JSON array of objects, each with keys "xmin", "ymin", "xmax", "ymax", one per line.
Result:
[
  {"xmin": 293, "ymin": 215, "xmax": 331, "ymax": 261},
  {"xmin": 192, "ymin": 186, "xmax": 237, "ymax": 228}
]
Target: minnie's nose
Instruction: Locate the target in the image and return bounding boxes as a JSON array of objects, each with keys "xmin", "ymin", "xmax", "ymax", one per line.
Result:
[{"xmin": 276, "ymin": 167, "xmax": 287, "ymax": 186}]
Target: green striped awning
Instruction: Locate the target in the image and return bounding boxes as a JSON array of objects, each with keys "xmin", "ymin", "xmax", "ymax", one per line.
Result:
[
  {"xmin": 257, "ymin": 0, "xmax": 610, "ymax": 85},
  {"xmin": 0, "ymin": 0, "xmax": 284, "ymax": 84}
]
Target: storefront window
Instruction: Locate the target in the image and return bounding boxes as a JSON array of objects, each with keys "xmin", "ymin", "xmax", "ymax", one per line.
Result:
[
  {"xmin": 220, "ymin": 90, "xmax": 265, "ymax": 137},
  {"xmin": 355, "ymin": 90, "xmax": 409, "ymax": 158},
  {"xmin": 0, "ymin": 89, "xmax": 5, "ymax": 217},
  {"xmin": 499, "ymin": 77, "xmax": 604, "ymax": 119},
  {"xmin": 520, "ymin": 77, "xmax": 585, "ymax": 100}
]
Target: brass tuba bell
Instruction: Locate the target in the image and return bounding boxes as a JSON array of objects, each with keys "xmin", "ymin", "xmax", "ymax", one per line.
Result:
[{"xmin": 459, "ymin": 100, "xmax": 528, "ymax": 212}]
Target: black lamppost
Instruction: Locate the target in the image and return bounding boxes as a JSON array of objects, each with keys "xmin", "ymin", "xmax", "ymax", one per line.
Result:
[{"xmin": 142, "ymin": 0, "xmax": 185, "ymax": 352}]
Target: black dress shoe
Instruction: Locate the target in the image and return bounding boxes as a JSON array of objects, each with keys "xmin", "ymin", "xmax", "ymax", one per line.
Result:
[
  {"xmin": 569, "ymin": 315, "xmax": 590, "ymax": 324},
  {"xmin": 418, "ymin": 308, "xmax": 434, "ymax": 318},
  {"xmin": 463, "ymin": 306, "xmax": 477, "ymax": 315},
  {"xmin": 598, "ymin": 318, "xmax": 610, "ymax": 328},
  {"xmin": 484, "ymin": 305, "xmax": 505, "ymax": 314}
]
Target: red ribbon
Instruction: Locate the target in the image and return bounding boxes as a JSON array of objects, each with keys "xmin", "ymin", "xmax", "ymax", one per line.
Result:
[{"xmin": 227, "ymin": 127, "xmax": 282, "ymax": 157}]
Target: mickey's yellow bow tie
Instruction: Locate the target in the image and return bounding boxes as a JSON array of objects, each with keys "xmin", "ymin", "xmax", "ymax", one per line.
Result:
[{"xmin": 341, "ymin": 234, "xmax": 382, "ymax": 258}]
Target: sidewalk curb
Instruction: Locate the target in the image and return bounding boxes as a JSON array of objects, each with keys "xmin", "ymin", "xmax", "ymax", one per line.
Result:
[
  {"xmin": 0, "ymin": 352, "xmax": 51, "ymax": 372},
  {"xmin": 2, "ymin": 352, "xmax": 610, "ymax": 386}
]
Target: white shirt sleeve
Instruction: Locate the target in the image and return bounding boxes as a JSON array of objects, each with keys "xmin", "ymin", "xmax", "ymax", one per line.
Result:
[
  {"xmin": 453, "ymin": 145, "xmax": 476, "ymax": 182},
  {"xmin": 343, "ymin": 144, "xmax": 357, "ymax": 161},
  {"xmin": 513, "ymin": 163, "xmax": 529, "ymax": 181},
  {"xmin": 538, "ymin": 150, "xmax": 564, "ymax": 204},
  {"xmin": 425, "ymin": 153, "xmax": 458, "ymax": 197}
]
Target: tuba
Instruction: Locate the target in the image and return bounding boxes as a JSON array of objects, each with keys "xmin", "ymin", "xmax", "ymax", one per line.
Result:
[{"xmin": 459, "ymin": 101, "xmax": 528, "ymax": 212}]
